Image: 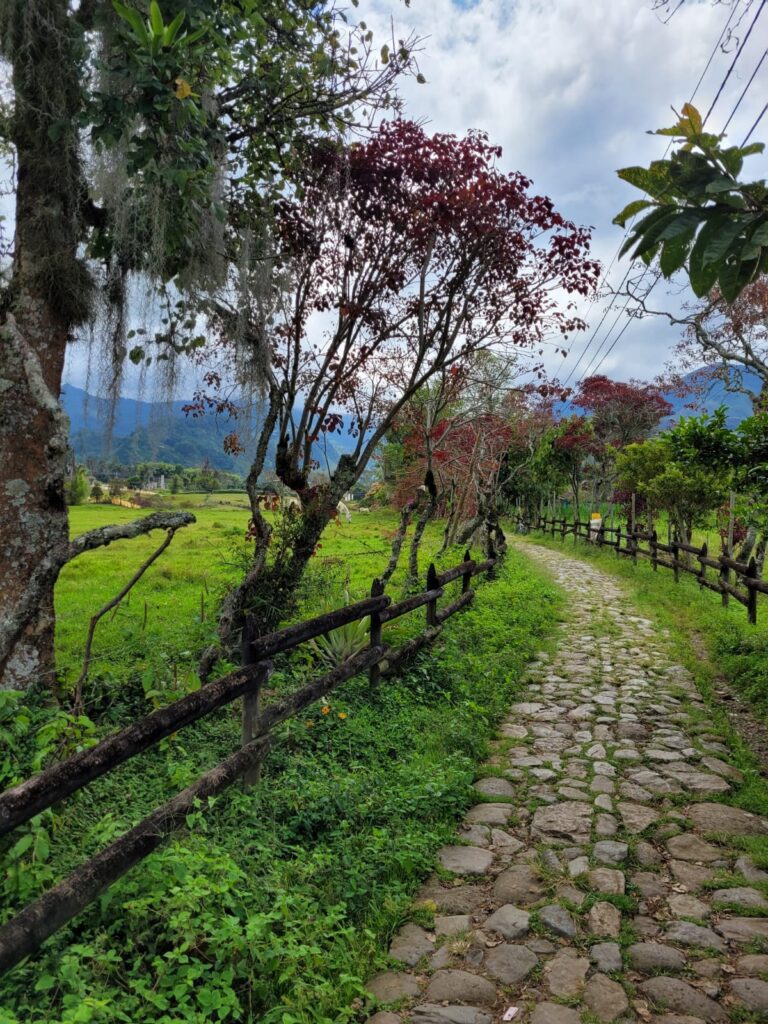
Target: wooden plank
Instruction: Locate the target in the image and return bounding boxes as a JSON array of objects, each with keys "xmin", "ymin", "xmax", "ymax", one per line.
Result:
[
  {"xmin": 436, "ymin": 589, "xmax": 474, "ymax": 624},
  {"xmin": 249, "ymin": 595, "xmax": 390, "ymax": 660},
  {"xmin": 0, "ymin": 663, "xmax": 271, "ymax": 838},
  {"xmin": 437, "ymin": 561, "xmax": 476, "ymax": 585},
  {"xmin": 0, "ymin": 734, "xmax": 271, "ymax": 977},
  {"xmin": 381, "ymin": 626, "xmax": 443, "ymax": 677},
  {"xmin": 380, "ymin": 588, "xmax": 443, "ymax": 623},
  {"xmin": 255, "ymin": 646, "xmax": 387, "ymax": 738}
]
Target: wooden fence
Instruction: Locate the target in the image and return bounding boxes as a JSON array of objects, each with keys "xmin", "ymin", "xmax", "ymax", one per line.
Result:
[
  {"xmin": 0, "ymin": 548, "xmax": 502, "ymax": 976},
  {"xmin": 518, "ymin": 513, "xmax": 767, "ymax": 625}
]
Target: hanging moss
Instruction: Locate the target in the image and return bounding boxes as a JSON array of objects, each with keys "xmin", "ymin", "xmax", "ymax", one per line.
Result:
[{"xmin": 3, "ymin": 0, "xmax": 95, "ymax": 327}]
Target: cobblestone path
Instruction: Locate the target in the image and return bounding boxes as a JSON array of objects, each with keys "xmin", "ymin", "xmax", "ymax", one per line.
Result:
[{"xmin": 366, "ymin": 545, "xmax": 768, "ymax": 1024}]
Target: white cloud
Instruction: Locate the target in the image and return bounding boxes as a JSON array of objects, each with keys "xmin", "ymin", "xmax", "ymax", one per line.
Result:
[
  {"xmin": 63, "ymin": 0, "xmax": 768, "ymax": 395},
  {"xmin": 365, "ymin": 0, "xmax": 768, "ymax": 384}
]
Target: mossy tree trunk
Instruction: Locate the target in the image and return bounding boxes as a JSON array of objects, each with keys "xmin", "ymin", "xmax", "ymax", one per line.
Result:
[{"xmin": 0, "ymin": 1, "xmax": 88, "ymax": 689}]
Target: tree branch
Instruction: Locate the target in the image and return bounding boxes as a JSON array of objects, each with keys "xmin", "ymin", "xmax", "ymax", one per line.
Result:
[
  {"xmin": 72, "ymin": 528, "xmax": 179, "ymax": 711},
  {"xmin": 68, "ymin": 512, "xmax": 196, "ymax": 562}
]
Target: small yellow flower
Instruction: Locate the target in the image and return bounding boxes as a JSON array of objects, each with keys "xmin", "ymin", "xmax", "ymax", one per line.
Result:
[
  {"xmin": 306, "ymin": 720, "xmax": 314, "ymax": 729},
  {"xmin": 338, "ymin": 712, "xmax": 347, "ymax": 720},
  {"xmin": 174, "ymin": 78, "xmax": 193, "ymax": 100},
  {"xmin": 321, "ymin": 705, "xmax": 331, "ymax": 715}
]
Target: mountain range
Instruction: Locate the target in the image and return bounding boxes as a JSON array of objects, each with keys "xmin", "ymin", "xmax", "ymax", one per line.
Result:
[
  {"xmin": 62, "ymin": 366, "xmax": 760, "ymax": 472},
  {"xmin": 60, "ymin": 385, "xmax": 361, "ymax": 473}
]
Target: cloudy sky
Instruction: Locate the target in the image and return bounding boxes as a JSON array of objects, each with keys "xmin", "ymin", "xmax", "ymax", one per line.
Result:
[{"xmin": 63, "ymin": 0, "xmax": 768, "ymax": 396}]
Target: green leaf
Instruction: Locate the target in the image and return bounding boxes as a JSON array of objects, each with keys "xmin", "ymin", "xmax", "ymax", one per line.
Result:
[
  {"xmin": 656, "ymin": 209, "xmax": 703, "ymax": 243},
  {"xmin": 718, "ymin": 255, "xmax": 741, "ymax": 302},
  {"xmin": 618, "ymin": 206, "xmax": 677, "ymax": 258},
  {"xmin": 659, "ymin": 226, "xmax": 696, "ymax": 277},
  {"xmin": 689, "ymin": 238, "xmax": 720, "ymax": 298},
  {"xmin": 628, "ymin": 207, "xmax": 682, "ymax": 260},
  {"xmin": 704, "ymin": 177, "xmax": 737, "ymax": 194},
  {"xmin": 163, "ymin": 9, "xmax": 186, "ymax": 46},
  {"xmin": 113, "ymin": 1, "xmax": 150, "ymax": 46},
  {"xmin": 149, "ymin": 0, "xmax": 164, "ymax": 36},
  {"xmin": 617, "ymin": 165, "xmax": 670, "ymax": 199},
  {"xmin": 702, "ymin": 218, "xmax": 744, "ymax": 267},
  {"xmin": 612, "ymin": 199, "xmax": 652, "ymax": 228},
  {"xmin": 748, "ymin": 221, "xmax": 768, "ymax": 248}
]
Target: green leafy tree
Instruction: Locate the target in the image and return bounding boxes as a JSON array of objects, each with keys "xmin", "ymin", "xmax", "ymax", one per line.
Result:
[
  {"xmin": 66, "ymin": 467, "xmax": 90, "ymax": 506},
  {"xmin": 90, "ymin": 481, "xmax": 104, "ymax": 502},
  {"xmin": 616, "ymin": 410, "xmax": 734, "ymax": 545},
  {"xmin": 614, "ymin": 103, "xmax": 767, "ymax": 300},
  {"xmin": 0, "ymin": 0, "xmax": 416, "ymax": 688}
]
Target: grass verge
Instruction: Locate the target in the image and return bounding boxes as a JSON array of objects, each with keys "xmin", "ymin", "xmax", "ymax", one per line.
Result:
[{"xmin": 0, "ymin": 549, "xmax": 560, "ymax": 1024}]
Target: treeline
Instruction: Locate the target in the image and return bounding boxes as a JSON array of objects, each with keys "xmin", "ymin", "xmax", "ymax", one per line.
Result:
[
  {"xmin": 66, "ymin": 460, "xmax": 244, "ymax": 505},
  {"xmin": 381, "ymin": 363, "xmax": 767, "ymax": 574}
]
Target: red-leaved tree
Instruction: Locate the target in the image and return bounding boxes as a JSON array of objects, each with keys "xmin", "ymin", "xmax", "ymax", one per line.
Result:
[
  {"xmin": 201, "ymin": 120, "xmax": 598, "ymax": 668},
  {"xmin": 573, "ymin": 375, "xmax": 672, "ymax": 448}
]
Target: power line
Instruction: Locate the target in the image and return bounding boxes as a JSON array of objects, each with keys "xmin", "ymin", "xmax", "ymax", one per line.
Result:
[
  {"xmin": 703, "ymin": 0, "xmax": 767, "ymax": 125},
  {"xmin": 721, "ymin": 47, "xmax": 767, "ymax": 134},
  {"xmin": 741, "ymin": 98, "xmax": 768, "ymax": 144},
  {"xmin": 571, "ymin": 1, "xmax": 768, "ymax": 388},
  {"xmin": 555, "ymin": 0, "xmax": 741, "ymax": 387}
]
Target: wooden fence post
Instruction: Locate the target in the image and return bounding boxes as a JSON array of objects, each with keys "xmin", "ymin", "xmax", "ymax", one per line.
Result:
[
  {"xmin": 461, "ymin": 550, "xmax": 472, "ymax": 594},
  {"xmin": 597, "ymin": 523, "xmax": 605, "ymax": 548},
  {"xmin": 241, "ymin": 615, "xmax": 264, "ymax": 790},
  {"xmin": 426, "ymin": 564, "xmax": 439, "ymax": 627},
  {"xmin": 651, "ymin": 530, "xmax": 658, "ymax": 571},
  {"xmin": 616, "ymin": 526, "xmax": 622, "ymax": 557},
  {"xmin": 369, "ymin": 578, "xmax": 384, "ymax": 686},
  {"xmin": 631, "ymin": 493, "xmax": 636, "ymax": 535},
  {"xmin": 747, "ymin": 558, "xmax": 758, "ymax": 625},
  {"xmin": 720, "ymin": 545, "xmax": 730, "ymax": 608},
  {"xmin": 630, "ymin": 530, "xmax": 638, "ymax": 566},
  {"xmin": 672, "ymin": 535, "xmax": 680, "ymax": 583},
  {"xmin": 698, "ymin": 542, "xmax": 707, "ymax": 588}
]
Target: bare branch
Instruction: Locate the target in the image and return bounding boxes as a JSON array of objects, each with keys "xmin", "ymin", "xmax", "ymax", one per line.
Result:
[
  {"xmin": 68, "ymin": 512, "xmax": 196, "ymax": 562},
  {"xmin": 73, "ymin": 528, "xmax": 179, "ymax": 711}
]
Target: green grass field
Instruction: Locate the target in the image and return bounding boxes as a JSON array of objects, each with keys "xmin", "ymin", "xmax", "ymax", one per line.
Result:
[
  {"xmin": 1, "ymin": 502, "xmax": 561, "ymax": 1024},
  {"xmin": 56, "ymin": 498, "xmax": 460, "ymax": 700}
]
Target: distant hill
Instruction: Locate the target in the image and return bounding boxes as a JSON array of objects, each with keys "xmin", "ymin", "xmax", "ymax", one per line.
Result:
[
  {"xmin": 660, "ymin": 368, "xmax": 759, "ymax": 428},
  {"xmin": 61, "ymin": 385, "xmax": 361, "ymax": 472}
]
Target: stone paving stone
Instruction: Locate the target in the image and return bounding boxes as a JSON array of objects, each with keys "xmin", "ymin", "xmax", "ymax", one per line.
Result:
[
  {"xmin": 438, "ymin": 846, "xmax": 494, "ymax": 876},
  {"xmin": 389, "ymin": 923, "xmax": 435, "ymax": 965},
  {"xmin": 367, "ymin": 971, "xmax": 421, "ymax": 1002},
  {"xmin": 492, "ymin": 864, "xmax": 543, "ymax": 905},
  {"xmin": 484, "ymin": 942, "xmax": 538, "ymax": 984},
  {"xmin": 544, "ymin": 948, "xmax": 589, "ymax": 997},
  {"xmin": 583, "ymin": 973, "xmax": 629, "ymax": 1022},
  {"xmin": 639, "ymin": 978, "xmax": 727, "ymax": 1022},
  {"xmin": 364, "ymin": 544, "xmax": 766, "ymax": 1024},
  {"xmin": 482, "ymin": 904, "xmax": 529, "ymax": 939},
  {"xmin": 425, "ymin": 971, "xmax": 497, "ymax": 1007}
]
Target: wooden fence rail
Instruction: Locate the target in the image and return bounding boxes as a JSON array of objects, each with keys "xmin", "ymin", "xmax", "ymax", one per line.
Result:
[
  {"xmin": 517, "ymin": 514, "xmax": 765, "ymax": 625},
  {"xmin": 0, "ymin": 548, "xmax": 501, "ymax": 976}
]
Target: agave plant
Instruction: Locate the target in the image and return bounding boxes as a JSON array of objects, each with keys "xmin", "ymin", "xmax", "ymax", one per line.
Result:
[{"xmin": 309, "ymin": 591, "xmax": 370, "ymax": 669}]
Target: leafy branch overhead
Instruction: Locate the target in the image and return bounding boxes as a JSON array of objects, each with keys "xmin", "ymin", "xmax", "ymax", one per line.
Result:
[{"xmin": 614, "ymin": 103, "xmax": 768, "ymax": 301}]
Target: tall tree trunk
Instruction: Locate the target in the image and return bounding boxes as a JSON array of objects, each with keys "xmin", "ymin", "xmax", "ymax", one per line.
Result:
[{"xmin": 1, "ymin": 2, "xmax": 88, "ymax": 689}]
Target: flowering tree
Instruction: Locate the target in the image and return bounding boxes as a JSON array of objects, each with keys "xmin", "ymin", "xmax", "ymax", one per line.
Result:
[
  {"xmin": 573, "ymin": 375, "xmax": 672, "ymax": 448},
  {"xmin": 202, "ymin": 120, "xmax": 598, "ymax": 668}
]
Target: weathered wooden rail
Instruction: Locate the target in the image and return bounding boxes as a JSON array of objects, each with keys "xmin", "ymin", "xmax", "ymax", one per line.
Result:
[
  {"xmin": 518, "ymin": 514, "xmax": 766, "ymax": 625},
  {"xmin": 0, "ymin": 548, "xmax": 502, "ymax": 975}
]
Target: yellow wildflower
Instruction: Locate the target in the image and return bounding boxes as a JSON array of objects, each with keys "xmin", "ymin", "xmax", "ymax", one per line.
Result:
[
  {"xmin": 174, "ymin": 78, "xmax": 193, "ymax": 100},
  {"xmin": 321, "ymin": 705, "xmax": 331, "ymax": 715},
  {"xmin": 338, "ymin": 712, "xmax": 347, "ymax": 720}
]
